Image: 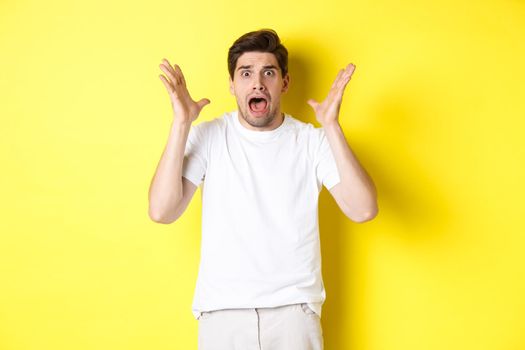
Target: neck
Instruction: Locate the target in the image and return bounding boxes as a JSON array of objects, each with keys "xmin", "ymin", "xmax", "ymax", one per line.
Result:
[{"xmin": 238, "ymin": 110, "xmax": 285, "ymax": 131}]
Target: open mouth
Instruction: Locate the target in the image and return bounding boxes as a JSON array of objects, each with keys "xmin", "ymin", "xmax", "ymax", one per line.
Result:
[{"xmin": 248, "ymin": 96, "xmax": 268, "ymax": 114}]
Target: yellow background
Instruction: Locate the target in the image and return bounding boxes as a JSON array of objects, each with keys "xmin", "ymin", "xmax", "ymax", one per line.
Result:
[{"xmin": 1, "ymin": 0, "xmax": 524, "ymax": 349}]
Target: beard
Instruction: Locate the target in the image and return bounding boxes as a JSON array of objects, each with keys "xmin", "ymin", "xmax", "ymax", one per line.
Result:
[{"xmin": 237, "ymin": 102, "xmax": 281, "ymax": 129}]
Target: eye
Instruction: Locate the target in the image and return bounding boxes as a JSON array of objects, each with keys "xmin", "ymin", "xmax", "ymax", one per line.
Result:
[
  {"xmin": 264, "ymin": 70, "xmax": 274, "ymax": 76},
  {"xmin": 241, "ymin": 71, "xmax": 250, "ymax": 77}
]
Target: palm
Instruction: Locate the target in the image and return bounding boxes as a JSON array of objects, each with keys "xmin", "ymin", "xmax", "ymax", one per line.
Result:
[
  {"xmin": 169, "ymin": 85, "xmax": 202, "ymax": 122},
  {"xmin": 308, "ymin": 63, "xmax": 355, "ymax": 126},
  {"xmin": 159, "ymin": 58, "xmax": 210, "ymax": 123}
]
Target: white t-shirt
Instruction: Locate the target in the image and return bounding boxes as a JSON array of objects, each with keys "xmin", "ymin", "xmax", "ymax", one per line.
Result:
[{"xmin": 182, "ymin": 110, "xmax": 340, "ymax": 320}]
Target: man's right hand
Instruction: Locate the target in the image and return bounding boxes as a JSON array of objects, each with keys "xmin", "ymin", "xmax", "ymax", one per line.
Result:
[{"xmin": 159, "ymin": 58, "xmax": 210, "ymax": 124}]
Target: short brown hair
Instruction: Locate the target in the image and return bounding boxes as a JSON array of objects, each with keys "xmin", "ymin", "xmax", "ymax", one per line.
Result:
[{"xmin": 227, "ymin": 29, "xmax": 288, "ymax": 80}]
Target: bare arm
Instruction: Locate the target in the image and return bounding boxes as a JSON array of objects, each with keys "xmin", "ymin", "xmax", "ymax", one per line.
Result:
[
  {"xmin": 148, "ymin": 58, "xmax": 210, "ymax": 224},
  {"xmin": 148, "ymin": 121, "xmax": 196, "ymax": 224},
  {"xmin": 308, "ymin": 63, "xmax": 378, "ymax": 222}
]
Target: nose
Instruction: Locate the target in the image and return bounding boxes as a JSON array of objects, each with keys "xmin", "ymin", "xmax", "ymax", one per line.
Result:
[{"xmin": 252, "ymin": 74, "xmax": 265, "ymax": 91}]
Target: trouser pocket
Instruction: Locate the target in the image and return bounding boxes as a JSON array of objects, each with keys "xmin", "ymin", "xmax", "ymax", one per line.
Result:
[
  {"xmin": 300, "ymin": 303, "xmax": 317, "ymax": 315},
  {"xmin": 197, "ymin": 311, "xmax": 213, "ymax": 321}
]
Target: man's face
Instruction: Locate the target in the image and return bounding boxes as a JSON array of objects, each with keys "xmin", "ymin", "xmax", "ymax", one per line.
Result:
[{"xmin": 229, "ymin": 51, "xmax": 290, "ymax": 130}]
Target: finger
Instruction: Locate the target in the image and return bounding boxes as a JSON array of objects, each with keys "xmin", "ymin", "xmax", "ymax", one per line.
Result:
[
  {"xmin": 161, "ymin": 58, "xmax": 178, "ymax": 77},
  {"xmin": 174, "ymin": 64, "xmax": 187, "ymax": 87},
  {"xmin": 331, "ymin": 63, "xmax": 355, "ymax": 86},
  {"xmin": 196, "ymin": 98, "xmax": 211, "ymax": 110},
  {"xmin": 336, "ymin": 75, "xmax": 351, "ymax": 97},
  {"xmin": 307, "ymin": 98, "xmax": 319, "ymax": 109},
  {"xmin": 347, "ymin": 63, "xmax": 356, "ymax": 75},
  {"xmin": 344, "ymin": 63, "xmax": 355, "ymax": 73},
  {"xmin": 159, "ymin": 64, "xmax": 179, "ymax": 87},
  {"xmin": 159, "ymin": 74, "xmax": 174, "ymax": 94},
  {"xmin": 162, "ymin": 58, "xmax": 186, "ymax": 85},
  {"xmin": 340, "ymin": 64, "xmax": 355, "ymax": 84},
  {"xmin": 336, "ymin": 64, "xmax": 355, "ymax": 91},
  {"xmin": 338, "ymin": 73, "xmax": 351, "ymax": 90},
  {"xmin": 330, "ymin": 69, "xmax": 344, "ymax": 91}
]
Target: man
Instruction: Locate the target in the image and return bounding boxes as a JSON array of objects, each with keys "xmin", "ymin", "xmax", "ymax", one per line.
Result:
[{"xmin": 149, "ymin": 29, "xmax": 378, "ymax": 350}]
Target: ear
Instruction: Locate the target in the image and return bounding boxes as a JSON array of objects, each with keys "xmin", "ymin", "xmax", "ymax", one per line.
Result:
[
  {"xmin": 229, "ymin": 76, "xmax": 235, "ymax": 95},
  {"xmin": 282, "ymin": 73, "xmax": 290, "ymax": 93}
]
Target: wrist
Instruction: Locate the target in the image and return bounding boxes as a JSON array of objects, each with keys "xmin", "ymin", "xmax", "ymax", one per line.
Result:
[
  {"xmin": 171, "ymin": 119, "xmax": 192, "ymax": 130},
  {"xmin": 321, "ymin": 120, "xmax": 341, "ymax": 130}
]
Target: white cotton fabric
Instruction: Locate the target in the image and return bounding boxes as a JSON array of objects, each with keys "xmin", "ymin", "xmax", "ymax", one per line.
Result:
[{"xmin": 182, "ymin": 110, "xmax": 340, "ymax": 321}]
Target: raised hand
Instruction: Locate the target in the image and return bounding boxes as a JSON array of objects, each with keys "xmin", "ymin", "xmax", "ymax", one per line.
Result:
[
  {"xmin": 159, "ymin": 58, "xmax": 210, "ymax": 124},
  {"xmin": 307, "ymin": 63, "xmax": 356, "ymax": 127}
]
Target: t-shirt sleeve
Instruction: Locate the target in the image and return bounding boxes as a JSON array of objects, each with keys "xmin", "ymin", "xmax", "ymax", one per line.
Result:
[
  {"xmin": 182, "ymin": 122, "xmax": 208, "ymax": 186},
  {"xmin": 315, "ymin": 128, "xmax": 341, "ymax": 190}
]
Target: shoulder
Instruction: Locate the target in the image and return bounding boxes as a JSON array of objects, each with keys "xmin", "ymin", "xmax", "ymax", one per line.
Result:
[
  {"xmin": 191, "ymin": 112, "xmax": 230, "ymax": 135},
  {"xmin": 285, "ymin": 114, "xmax": 312, "ymax": 131},
  {"xmin": 285, "ymin": 114, "xmax": 325, "ymax": 141}
]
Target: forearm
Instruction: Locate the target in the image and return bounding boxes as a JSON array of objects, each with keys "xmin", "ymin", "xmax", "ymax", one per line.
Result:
[
  {"xmin": 148, "ymin": 120, "xmax": 192, "ymax": 220},
  {"xmin": 323, "ymin": 121, "xmax": 378, "ymax": 216}
]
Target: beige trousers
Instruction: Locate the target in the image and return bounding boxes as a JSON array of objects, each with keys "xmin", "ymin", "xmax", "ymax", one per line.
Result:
[{"xmin": 197, "ymin": 302, "xmax": 324, "ymax": 350}]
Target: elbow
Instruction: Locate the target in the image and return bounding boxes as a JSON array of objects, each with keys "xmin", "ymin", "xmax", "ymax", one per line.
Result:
[
  {"xmin": 148, "ymin": 193, "xmax": 185, "ymax": 224},
  {"xmin": 346, "ymin": 204, "xmax": 379, "ymax": 224},
  {"xmin": 148, "ymin": 207, "xmax": 176, "ymax": 225},
  {"xmin": 352, "ymin": 211, "xmax": 378, "ymax": 223}
]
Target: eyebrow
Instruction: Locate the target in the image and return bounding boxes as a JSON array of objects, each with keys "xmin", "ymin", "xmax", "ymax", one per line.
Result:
[{"xmin": 236, "ymin": 65, "xmax": 278, "ymax": 71}]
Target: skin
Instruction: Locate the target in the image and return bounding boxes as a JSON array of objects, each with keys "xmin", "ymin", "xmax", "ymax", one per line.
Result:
[
  {"xmin": 155, "ymin": 54, "xmax": 378, "ymax": 223},
  {"xmin": 307, "ymin": 63, "xmax": 356, "ymax": 126},
  {"xmin": 229, "ymin": 52, "xmax": 290, "ymax": 131},
  {"xmin": 307, "ymin": 63, "xmax": 379, "ymax": 222},
  {"xmin": 158, "ymin": 59, "xmax": 211, "ymax": 124}
]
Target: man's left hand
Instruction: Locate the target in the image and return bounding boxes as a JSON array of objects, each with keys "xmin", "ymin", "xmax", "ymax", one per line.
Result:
[{"xmin": 307, "ymin": 63, "xmax": 356, "ymax": 127}]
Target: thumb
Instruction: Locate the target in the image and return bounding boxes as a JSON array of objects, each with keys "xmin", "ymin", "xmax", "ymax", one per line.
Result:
[
  {"xmin": 197, "ymin": 98, "xmax": 211, "ymax": 110},
  {"xmin": 307, "ymin": 99, "xmax": 319, "ymax": 110}
]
